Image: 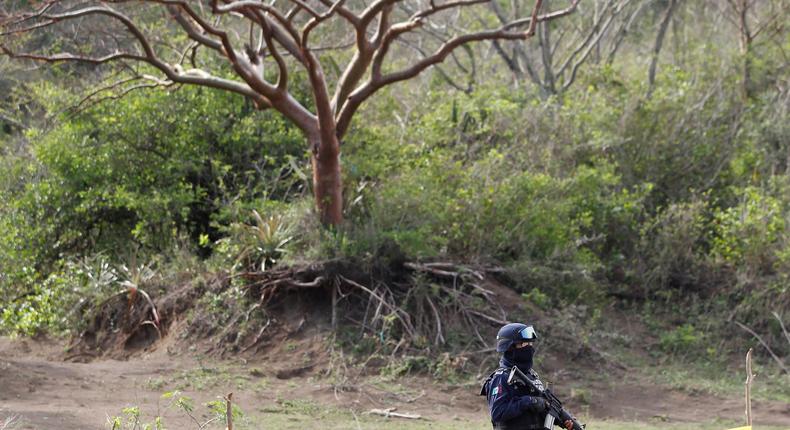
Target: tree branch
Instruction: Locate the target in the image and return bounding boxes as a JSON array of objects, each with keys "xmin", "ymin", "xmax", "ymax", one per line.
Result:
[{"xmin": 336, "ymin": 0, "xmax": 579, "ymax": 137}]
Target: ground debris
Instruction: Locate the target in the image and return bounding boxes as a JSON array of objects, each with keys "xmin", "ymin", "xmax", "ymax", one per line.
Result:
[{"xmin": 367, "ymin": 407, "xmax": 423, "ymax": 420}]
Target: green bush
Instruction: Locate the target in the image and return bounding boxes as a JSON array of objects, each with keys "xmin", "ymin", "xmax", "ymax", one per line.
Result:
[
  {"xmin": 7, "ymin": 85, "xmax": 305, "ymax": 262},
  {"xmin": 637, "ymin": 200, "xmax": 710, "ymax": 294},
  {"xmin": 711, "ymin": 185, "xmax": 787, "ymax": 272},
  {"xmin": 659, "ymin": 324, "xmax": 703, "ymax": 355},
  {"xmin": 1, "ymin": 85, "xmax": 308, "ymax": 333}
]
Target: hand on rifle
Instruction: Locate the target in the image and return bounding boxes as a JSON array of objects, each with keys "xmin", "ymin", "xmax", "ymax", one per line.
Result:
[
  {"xmin": 523, "ymin": 396, "xmax": 549, "ymax": 412},
  {"xmin": 563, "ymin": 419, "xmax": 573, "ymax": 430}
]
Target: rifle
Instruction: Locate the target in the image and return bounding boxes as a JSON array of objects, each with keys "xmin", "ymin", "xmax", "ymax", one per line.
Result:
[{"xmin": 507, "ymin": 366, "xmax": 585, "ymax": 430}]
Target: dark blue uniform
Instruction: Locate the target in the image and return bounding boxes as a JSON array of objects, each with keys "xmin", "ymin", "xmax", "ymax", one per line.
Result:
[{"xmin": 481, "ymin": 365, "xmax": 553, "ymax": 430}]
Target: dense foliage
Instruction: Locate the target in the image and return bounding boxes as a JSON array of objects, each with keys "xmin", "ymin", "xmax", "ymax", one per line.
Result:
[{"xmin": 0, "ymin": 1, "xmax": 787, "ymax": 364}]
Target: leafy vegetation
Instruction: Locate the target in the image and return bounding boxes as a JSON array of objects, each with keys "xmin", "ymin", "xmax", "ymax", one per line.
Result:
[{"xmin": 0, "ymin": 0, "xmax": 787, "ymax": 372}]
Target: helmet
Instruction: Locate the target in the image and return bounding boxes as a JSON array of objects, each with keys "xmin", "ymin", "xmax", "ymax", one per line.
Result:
[{"xmin": 496, "ymin": 323, "xmax": 538, "ymax": 352}]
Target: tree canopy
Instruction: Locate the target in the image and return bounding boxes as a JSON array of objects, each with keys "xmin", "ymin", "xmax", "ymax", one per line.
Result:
[{"xmin": 1, "ymin": 0, "xmax": 580, "ymax": 224}]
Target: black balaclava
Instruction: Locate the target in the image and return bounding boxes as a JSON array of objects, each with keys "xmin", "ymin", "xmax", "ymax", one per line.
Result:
[{"xmin": 500, "ymin": 345, "xmax": 534, "ymax": 371}]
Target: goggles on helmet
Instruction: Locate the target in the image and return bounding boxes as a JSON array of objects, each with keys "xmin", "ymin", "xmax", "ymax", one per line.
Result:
[{"xmin": 519, "ymin": 325, "xmax": 537, "ymax": 341}]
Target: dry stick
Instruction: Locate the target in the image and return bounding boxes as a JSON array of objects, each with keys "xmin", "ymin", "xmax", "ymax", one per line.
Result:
[
  {"xmin": 734, "ymin": 321, "xmax": 789, "ymax": 374},
  {"xmin": 241, "ymin": 318, "xmax": 271, "ymax": 353},
  {"xmin": 225, "ymin": 393, "xmax": 233, "ymax": 430},
  {"xmin": 368, "ymin": 408, "xmax": 422, "ymax": 420},
  {"xmin": 331, "ymin": 277, "xmax": 338, "ymax": 329},
  {"xmin": 464, "ymin": 310, "xmax": 488, "ymax": 347},
  {"xmin": 425, "ymin": 295, "xmax": 445, "ymax": 345},
  {"xmin": 745, "ymin": 348, "xmax": 754, "ymax": 427},
  {"xmin": 405, "ymin": 390, "xmax": 427, "ymax": 403},
  {"xmin": 215, "ymin": 311, "xmax": 246, "ymax": 347},
  {"xmin": 350, "ymin": 408, "xmax": 363, "ymax": 430},
  {"xmin": 469, "ymin": 282, "xmax": 496, "ymax": 299},
  {"xmin": 773, "ymin": 311, "xmax": 790, "ymax": 345},
  {"xmin": 466, "ymin": 308, "xmax": 510, "ymax": 326},
  {"xmin": 404, "ymin": 262, "xmax": 459, "ymax": 278},
  {"xmin": 339, "ymin": 276, "xmax": 416, "ymax": 340}
]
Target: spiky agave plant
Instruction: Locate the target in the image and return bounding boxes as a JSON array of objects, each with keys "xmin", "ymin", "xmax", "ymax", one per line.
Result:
[
  {"xmin": 117, "ymin": 254, "xmax": 161, "ymax": 330},
  {"xmin": 234, "ymin": 210, "xmax": 294, "ymax": 272}
]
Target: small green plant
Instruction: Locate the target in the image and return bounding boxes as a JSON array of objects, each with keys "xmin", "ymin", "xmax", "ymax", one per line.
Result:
[
  {"xmin": 107, "ymin": 406, "xmax": 163, "ymax": 430},
  {"xmin": 118, "ymin": 251, "xmax": 158, "ymax": 290},
  {"xmin": 659, "ymin": 324, "xmax": 702, "ymax": 354},
  {"xmin": 206, "ymin": 397, "xmax": 245, "ymax": 425},
  {"xmin": 381, "ymin": 355, "xmax": 432, "ymax": 378},
  {"xmin": 216, "ymin": 209, "xmax": 294, "ymax": 272},
  {"xmin": 522, "ymin": 288, "xmax": 551, "ymax": 309},
  {"xmin": 107, "ymin": 391, "xmax": 247, "ymax": 430},
  {"xmin": 145, "ymin": 377, "xmax": 166, "ymax": 391}
]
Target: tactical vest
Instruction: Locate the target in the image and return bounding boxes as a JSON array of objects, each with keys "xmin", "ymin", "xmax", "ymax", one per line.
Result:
[{"xmin": 483, "ymin": 367, "xmax": 548, "ymax": 430}]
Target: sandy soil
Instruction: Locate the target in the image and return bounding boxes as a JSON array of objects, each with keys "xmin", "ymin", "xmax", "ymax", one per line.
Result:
[{"xmin": 1, "ymin": 337, "xmax": 788, "ymax": 430}]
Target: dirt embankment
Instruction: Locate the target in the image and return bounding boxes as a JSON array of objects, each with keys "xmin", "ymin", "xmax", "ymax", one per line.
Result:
[{"xmin": 2, "ymin": 261, "xmax": 789, "ymax": 429}]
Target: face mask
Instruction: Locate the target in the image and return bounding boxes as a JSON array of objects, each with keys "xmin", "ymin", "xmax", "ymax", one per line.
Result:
[{"xmin": 506, "ymin": 345, "xmax": 534, "ymax": 370}]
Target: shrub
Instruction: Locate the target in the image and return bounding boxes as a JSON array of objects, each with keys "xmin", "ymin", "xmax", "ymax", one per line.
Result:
[
  {"xmin": 711, "ymin": 185, "xmax": 787, "ymax": 273},
  {"xmin": 659, "ymin": 324, "xmax": 703, "ymax": 355},
  {"xmin": 637, "ymin": 200, "xmax": 710, "ymax": 295}
]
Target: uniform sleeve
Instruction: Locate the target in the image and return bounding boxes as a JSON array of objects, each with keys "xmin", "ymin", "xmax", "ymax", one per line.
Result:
[{"xmin": 487, "ymin": 373, "xmax": 543, "ymax": 422}]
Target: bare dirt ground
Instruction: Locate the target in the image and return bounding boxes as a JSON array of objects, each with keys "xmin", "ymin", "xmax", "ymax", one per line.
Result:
[{"xmin": 2, "ymin": 336, "xmax": 789, "ymax": 430}]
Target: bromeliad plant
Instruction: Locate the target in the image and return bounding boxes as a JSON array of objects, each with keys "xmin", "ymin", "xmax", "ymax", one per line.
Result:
[{"xmin": 218, "ymin": 210, "xmax": 295, "ymax": 272}]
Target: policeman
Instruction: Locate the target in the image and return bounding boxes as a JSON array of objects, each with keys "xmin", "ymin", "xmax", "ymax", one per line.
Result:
[{"xmin": 480, "ymin": 323, "xmax": 574, "ymax": 430}]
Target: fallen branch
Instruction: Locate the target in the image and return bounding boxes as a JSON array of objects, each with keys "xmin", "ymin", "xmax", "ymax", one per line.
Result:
[
  {"xmin": 241, "ymin": 318, "xmax": 271, "ymax": 353},
  {"xmin": 404, "ymin": 390, "xmax": 427, "ymax": 403},
  {"xmin": 773, "ymin": 311, "xmax": 790, "ymax": 346},
  {"xmin": 405, "ymin": 262, "xmax": 484, "ymax": 280},
  {"xmin": 735, "ymin": 321, "xmax": 788, "ymax": 374},
  {"xmin": 466, "ymin": 308, "xmax": 510, "ymax": 326},
  {"xmin": 367, "ymin": 408, "xmax": 422, "ymax": 420},
  {"xmin": 339, "ymin": 275, "xmax": 417, "ymax": 341},
  {"xmin": 425, "ymin": 295, "xmax": 445, "ymax": 345},
  {"xmin": 469, "ymin": 283, "xmax": 496, "ymax": 299},
  {"xmin": 405, "ymin": 262, "xmax": 460, "ymax": 278}
]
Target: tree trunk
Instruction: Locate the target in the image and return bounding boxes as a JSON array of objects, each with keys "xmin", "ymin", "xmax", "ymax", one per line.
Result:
[
  {"xmin": 737, "ymin": 0, "xmax": 753, "ymax": 100},
  {"xmin": 310, "ymin": 134, "xmax": 343, "ymax": 226},
  {"xmin": 647, "ymin": 0, "xmax": 678, "ymax": 98}
]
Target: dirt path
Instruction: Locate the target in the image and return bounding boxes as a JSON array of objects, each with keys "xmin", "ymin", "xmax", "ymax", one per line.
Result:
[{"xmin": 1, "ymin": 338, "xmax": 788, "ymax": 430}]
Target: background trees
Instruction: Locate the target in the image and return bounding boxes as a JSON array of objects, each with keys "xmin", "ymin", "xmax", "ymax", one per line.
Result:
[
  {"xmin": 0, "ymin": 0, "xmax": 787, "ymax": 361},
  {"xmin": 1, "ymin": 0, "xmax": 579, "ymax": 225}
]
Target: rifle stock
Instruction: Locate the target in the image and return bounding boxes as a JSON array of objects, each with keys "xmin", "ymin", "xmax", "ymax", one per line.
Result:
[{"xmin": 507, "ymin": 367, "xmax": 585, "ymax": 430}]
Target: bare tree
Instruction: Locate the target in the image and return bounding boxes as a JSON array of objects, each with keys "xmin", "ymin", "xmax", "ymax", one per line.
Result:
[
  {"xmin": 0, "ymin": 0, "xmax": 579, "ymax": 225},
  {"xmin": 491, "ymin": 0, "xmax": 639, "ymax": 96},
  {"xmin": 716, "ymin": 0, "xmax": 786, "ymax": 100}
]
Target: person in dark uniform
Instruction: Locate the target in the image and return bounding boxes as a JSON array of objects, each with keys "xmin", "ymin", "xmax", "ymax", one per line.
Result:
[{"xmin": 480, "ymin": 323, "xmax": 575, "ymax": 430}]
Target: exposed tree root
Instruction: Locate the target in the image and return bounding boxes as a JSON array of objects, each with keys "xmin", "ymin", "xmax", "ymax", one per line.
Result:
[
  {"xmin": 64, "ymin": 258, "xmax": 626, "ymax": 375},
  {"xmin": 66, "ymin": 275, "xmax": 212, "ymax": 360},
  {"xmin": 235, "ymin": 260, "xmax": 512, "ymax": 354}
]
